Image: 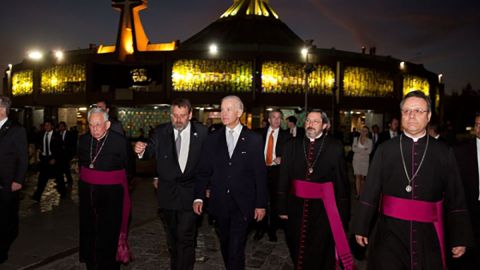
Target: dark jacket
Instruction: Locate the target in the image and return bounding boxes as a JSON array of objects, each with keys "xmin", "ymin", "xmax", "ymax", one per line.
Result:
[
  {"xmin": 0, "ymin": 119, "xmax": 28, "ymax": 190},
  {"xmin": 194, "ymin": 126, "xmax": 268, "ymax": 220},
  {"xmin": 143, "ymin": 122, "xmax": 208, "ymax": 210}
]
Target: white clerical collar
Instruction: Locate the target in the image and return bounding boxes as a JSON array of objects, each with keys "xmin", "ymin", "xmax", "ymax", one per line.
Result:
[
  {"xmin": 307, "ymin": 132, "xmax": 323, "ymax": 142},
  {"xmin": 0, "ymin": 117, "xmax": 7, "ymax": 129},
  {"xmin": 403, "ymin": 131, "xmax": 427, "ymax": 142}
]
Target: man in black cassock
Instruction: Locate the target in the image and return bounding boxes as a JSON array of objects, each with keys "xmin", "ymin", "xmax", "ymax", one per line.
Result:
[
  {"xmin": 277, "ymin": 109, "xmax": 351, "ymax": 270},
  {"xmin": 78, "ymin": 108, "xmax": 133, "ymax": 270},
  {"xmin": 353, "ymin": 90, "xmax": 473, "ymax": 270}
]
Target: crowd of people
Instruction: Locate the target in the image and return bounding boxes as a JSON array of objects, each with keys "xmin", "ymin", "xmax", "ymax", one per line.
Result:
[{"xmin": 0, "ymin": 91, "xmax": 479, "ymax": 270}]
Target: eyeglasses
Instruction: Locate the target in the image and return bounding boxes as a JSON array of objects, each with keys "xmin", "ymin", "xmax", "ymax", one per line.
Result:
[
  {"xmin": 401, "ymin": 108, "xmax": 429, "ymax": 115},
  {"xmin": 305, "ymin": 118, "xmax": 322, "ymax": 125}
]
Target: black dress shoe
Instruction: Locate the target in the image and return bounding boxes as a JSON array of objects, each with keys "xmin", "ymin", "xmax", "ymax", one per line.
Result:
[{"xmin": 253, "ymin": 231, "xmax": 264, "ymax": 241}]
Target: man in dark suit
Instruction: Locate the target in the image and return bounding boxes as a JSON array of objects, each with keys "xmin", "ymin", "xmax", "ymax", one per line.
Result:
[
  {"xmin": 32, "ymin": 120, "xmax": 66, "ymax": 201},
  {"xmin": 193, "ymin": 95, "xmax": 267, "ymax": 270},
  {"xmin": 451, "ymin": 112, "xmax": 480, "ymax": 269},
  {"xmin": 135, "ymin": 98, "xmax": 207, "ymax": 270},
  {"xmin": 286, "ymin": 115, "xmax": 305, "ymax": 139},
  {"xmin": 254, "ymin": 109, "xmax": 289, "ymax": 242},
  {"xmin": 58, "ymin": 121, "xmax": 76, "ymax": 187},
  {"xmin": 0, "ymin": 96, "xmax": 28, "ymax": 264},
  {"xmin": 96, "ymin": 99, "xmax": 124, "ymax": 135},
  {"xmin": 377, "ymin": 117, "xmax": 400, "ymax": 145}
]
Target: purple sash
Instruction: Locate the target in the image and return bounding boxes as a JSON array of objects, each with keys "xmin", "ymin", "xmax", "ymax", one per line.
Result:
[
  {"xmin": 80, "ymin": 166, "xmax": 132, "ymax": 264},
  {"xmin": 292, "ymin": 180, "xmax": 354, "ymax": 270},
  {"xmin": 381, "ymin": 195, "xmax": 445, "ymax": 270}
]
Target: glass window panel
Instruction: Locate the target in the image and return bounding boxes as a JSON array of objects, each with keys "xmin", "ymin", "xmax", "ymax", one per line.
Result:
[
  {"xmin": 261, "ymin": 61, "xmax": 335, "ymax": 94},
  {"xmin": 403, "ymin": 75, "xmax": 430, "ymax": 96},
  {"xmin": 41, "ymin": 64, "xmax": 86, "ymax": 94},
  {"xmin": 343, "ymin": 67, "xmax": 394, "ymax": 97},
  {"xmin": 12, "ymin": 70, "xmax": 34, "ymax": 96},
  {"xmin": 172, "ymin": 59, "xmax": 253, "ymax": 92}
]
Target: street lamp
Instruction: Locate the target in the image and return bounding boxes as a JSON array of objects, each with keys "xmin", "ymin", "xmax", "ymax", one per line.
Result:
[
  {"xmin": 27, "ymin": 50, "xmax": 44, "ymax": 61},
  {"xmin": 301, "ymin": 40, "xmax": 315, "ymax": 112},
  {"xmin": 209, "ymin": 43, "xmax": 218, "ymax": 55}
]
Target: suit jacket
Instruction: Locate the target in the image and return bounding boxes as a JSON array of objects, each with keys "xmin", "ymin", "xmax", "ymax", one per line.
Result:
[
  {"xmin": 377, "ymin": 130, "xmax": 400, "ymax": 146},
  {"xmin": 60, "ymin": 130, "xmax": 76, "ymax": 161},
  {"xmin": 38, "ymin": 130, "xmax": 63, "ymax": 161},
  {"xmin": 0, "ymin": 119, "xmax": 28, "ymax": 190},
  {"xmin": 195, "ymin": 126, "xmax": 268, "ymax": 220},
  {"xmin": 143, "ymin": 122, "xmax": 208, "ymax": 210},
  {"xmin": 454, "ymin": 139, "xmax": 480, "ymax": 241}
]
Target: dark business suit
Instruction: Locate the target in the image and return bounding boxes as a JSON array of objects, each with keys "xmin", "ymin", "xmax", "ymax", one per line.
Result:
[
  {"xmin": 377, "ymin": 129, "xmax": 399, "ymax": 146},
  {"xmin": 256, "ymin": 127, "xmax": 289, "ymax": 240},
  {"xmin": 195, "ymin": 126, "xmax": 267, "ymax": 270},
  {"xmin": 451, "ymin": 139, "xmax": 480, "ymax": 269},
  {"xmin": 33, "ymin": 131, "xmax": 66, "ymax": 201},
  {"xmin": 0, "ymin": 119, "xmax": 28, "ymax": 263},
  {"xmin": 59, "ymin": 130, "xmax": 76, "ymax": 186},
  {"xmin": 142, "ymin": 122, "xmax": 207, "ymax": 270}
]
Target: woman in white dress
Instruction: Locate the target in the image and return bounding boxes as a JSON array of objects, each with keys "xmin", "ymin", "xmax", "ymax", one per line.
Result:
[{"xmin": 352, "ymin": 126, "xmax": 372, "ymax": 197}]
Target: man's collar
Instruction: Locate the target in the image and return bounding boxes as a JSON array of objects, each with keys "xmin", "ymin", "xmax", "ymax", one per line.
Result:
[{"xmin": 403, "ymin": 131, "xmax": 427, "ymax": 142}]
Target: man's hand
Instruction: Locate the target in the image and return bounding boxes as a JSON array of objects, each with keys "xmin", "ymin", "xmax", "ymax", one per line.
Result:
[
  {"xmin": 355, "ymin": 235, "xmax": 369, "ymax": 247},
  {"xmin": 134, "ymin": 142, "xmax": 147, "ymax": 156},
  {"xmin": 273, "ymin": 157, "xmax": 281, "ymax": 165},
  {"xmin": 152, "ymin": 177, "xmax": 158, "ymax": 190},
  {"xmin": 279, "ymin": 215, "xmax": 288, "ymax": 220},
  {"xmin": 254, "ymin": 208, "xmax": 266, "ymax": 221},
  {"xmin": 11, "ymin": 182, "xmax": 22, "ymax": 192},
  {"xmin": 452, "ymin": 246, "xmax": 466, "ymax": 258},
  {"xmin": 193, "ymin": 201, "xmax": 203, "ymax": 215}
]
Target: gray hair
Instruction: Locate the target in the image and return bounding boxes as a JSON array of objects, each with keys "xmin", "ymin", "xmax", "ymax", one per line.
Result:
[
  {"xmin": 0, "ymin": 95, "xmax": 12, "ymax": 115},
  {"xmin": 308, "ymin": 108, "xmax": 330, "ymax": 125},
  {"xmin": 87, "ymin": 107, "xmax": 109, "ymax": 122},
  {"xmin": 222, "ymin": 95, "xmax": 244, "ymax": 112}
]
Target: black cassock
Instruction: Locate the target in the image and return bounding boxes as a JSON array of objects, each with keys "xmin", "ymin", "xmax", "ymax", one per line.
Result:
[
  {"xmin": 78, "ymin": 131, "xmax": 132, "ymax": 270},
  {"xmin": 277, "ymin": 135, "xmax": 350, "ymax": 270},
  {"xmin": 352, "ymin": 135, "xmax": 474, "ymax": 270}
]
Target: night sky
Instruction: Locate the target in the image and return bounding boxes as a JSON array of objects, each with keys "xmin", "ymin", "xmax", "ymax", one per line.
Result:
[{"xmin": 1, "ymin": 0, "xmax": 479, "ymax": 94}]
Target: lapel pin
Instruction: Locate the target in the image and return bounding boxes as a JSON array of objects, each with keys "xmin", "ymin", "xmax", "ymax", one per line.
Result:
[{"xmin": 193, "ymin": 132, "xmax": 198, "ymax": 137}]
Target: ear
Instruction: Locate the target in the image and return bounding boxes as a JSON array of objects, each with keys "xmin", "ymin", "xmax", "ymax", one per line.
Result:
[
  {"xmin": 188, "ymin": 111, "xmax": 192, "ymax": 120},
  {"xmin": 322, "ymin": 123, "xmax": 328, "ymax": 131},
  {"xmin": 106, "ymin": 121, "xmax": 111, "ymax": 130},
  {"xmin": 427, "ymin": 111, "xmax": 432, "ymax": 122}
]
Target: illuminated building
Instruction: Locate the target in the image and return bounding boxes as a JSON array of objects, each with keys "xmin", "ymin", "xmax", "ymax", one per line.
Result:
[{"xmin": 3, "ymin": 0, "xmax": 443, "ymax": 135}]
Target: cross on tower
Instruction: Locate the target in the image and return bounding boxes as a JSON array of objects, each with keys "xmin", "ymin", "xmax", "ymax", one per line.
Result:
[{"xmin": 112, "ymin": 0, "xmax": 149, "ymax": 61}]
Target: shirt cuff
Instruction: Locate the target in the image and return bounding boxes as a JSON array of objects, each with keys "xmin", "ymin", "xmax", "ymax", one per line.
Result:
[{"xmin": 193, "ymin": 199, "xmax": 203, "ymax": 204}]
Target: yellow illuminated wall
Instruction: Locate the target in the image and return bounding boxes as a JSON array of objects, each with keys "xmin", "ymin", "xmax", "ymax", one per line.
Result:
[
  {"xmin": 41, "ymin": 64, "xmax": 86, "ymax": 94},
  {"xmin": 172, "ymin": 59, "xmax": 253, "ymax": 92},
  {"xmin": 12, "ymin": 70, "xmax": 33, "ymax": 96},
  {"xmin": 262, "ymin": 61, "xmax": 335, "ymax": 94},
  {"xmin": 343, "ymin": 67, "xmax": 394, "ymax": 97},
  {"xmin": 403, "ymin": 75, "xmax": 430, "ymax": 96}
]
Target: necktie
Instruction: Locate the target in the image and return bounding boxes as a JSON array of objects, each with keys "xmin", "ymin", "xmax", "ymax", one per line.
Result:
[
  {"xmin": 227, "ymin": 129, "xmax": 235, "ymax": 157},
  {"xmin": 175, "ymin": 129, "xmax": 182, "ymax": 157},
  {"xmin": 45, "ymin": 132, "xmax": 50, "ymax": 156},
  {"xmin": 266, "ymin": 130, "xmax": 274, "ymax": 165}
]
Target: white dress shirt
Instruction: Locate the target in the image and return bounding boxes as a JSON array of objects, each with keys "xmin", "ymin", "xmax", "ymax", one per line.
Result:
[
  {"xmin": 174, "ymin": 122, "xmax": 191, "ymax": 173},
  {"xmin": 0, "ymin": 117, "xmax": 7, "ymax": 130},
  {"xmin": 42, "ymin": 131, "xmax": 53, "ymax": 156}
]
